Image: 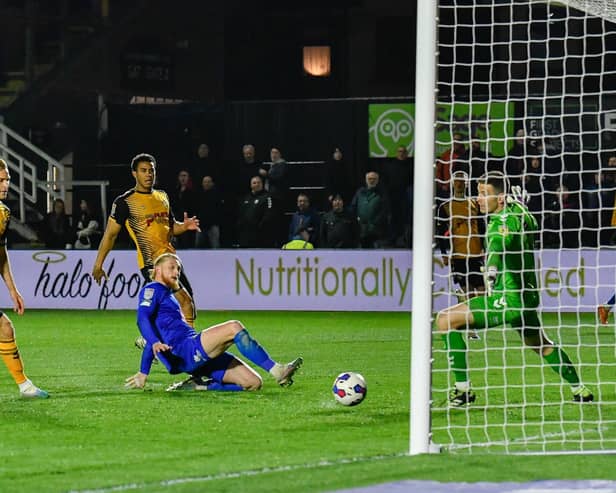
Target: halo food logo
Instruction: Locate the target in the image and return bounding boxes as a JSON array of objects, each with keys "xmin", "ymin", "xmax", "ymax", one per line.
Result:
[{"xmin": 369, "ymin": 104, "xmax": 414, "ymax": 157}]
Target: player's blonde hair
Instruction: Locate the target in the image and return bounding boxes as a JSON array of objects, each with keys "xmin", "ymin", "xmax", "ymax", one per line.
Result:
[
  {"xmin": 0, "ymin": 159, "xmax": 8, "ymax": 172},
  {"xmin": 149, "ymin": 253, "xmax": 182, "ymax": 279}
]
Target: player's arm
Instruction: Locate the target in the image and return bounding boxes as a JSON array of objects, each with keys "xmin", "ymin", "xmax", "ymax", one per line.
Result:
[
  {"xmin": 172, "ymin": 212, "xmax": 201, "ymax": 236},
  {"xmin": 484, "ymin": 225, "xmax": 505, "ymax": 293},
  {"xmin": 92, "ymin": 217, "xmax": 122, "ymax": 284},
  {"xmin": 0, "ymin": 244, "xmax": 24, "ymax": 315}
]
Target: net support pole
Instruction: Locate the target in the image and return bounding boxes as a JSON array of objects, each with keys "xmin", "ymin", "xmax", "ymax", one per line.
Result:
[{"xmin": 409, "ymin": 0, "xmax": 437, "ymax": 456}]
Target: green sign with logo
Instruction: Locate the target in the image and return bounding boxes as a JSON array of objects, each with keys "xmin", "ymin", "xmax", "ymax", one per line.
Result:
[{"xmin": 368, "ymin": 102, "xmax": 514, "ymax": 157}]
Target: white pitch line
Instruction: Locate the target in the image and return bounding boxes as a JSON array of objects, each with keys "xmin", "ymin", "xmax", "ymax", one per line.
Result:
[
  {"xmin": 447, "ymin": 425, "xmax": 610, "ymax": 452},
  {"xmin": 68, "ymin": 452, "xmax": 410, "ymax": 493}
]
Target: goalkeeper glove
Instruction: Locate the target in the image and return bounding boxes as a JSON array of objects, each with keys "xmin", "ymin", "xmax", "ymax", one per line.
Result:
[
  {"xmin": 484, "ymin": 266, "xmax": 497, "ymax": 295},
  {"xmin": 508, "ymin": 185, "xmax": 529, "ymax": 205}
]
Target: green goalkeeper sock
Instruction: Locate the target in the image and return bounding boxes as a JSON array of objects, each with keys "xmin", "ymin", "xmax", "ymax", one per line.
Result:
[
  {"xmin": 543, "ymin": 347, "xmax": 580, "ymax": 385},
  {"xmin": 442, "ymin": 331, "xmax": 468, "ymax": 383}
]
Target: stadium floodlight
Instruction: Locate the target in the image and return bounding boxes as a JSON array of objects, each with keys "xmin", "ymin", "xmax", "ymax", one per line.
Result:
[{"xmin": 411, "ymin": 0, "xmax": 616, "ymax": 455}]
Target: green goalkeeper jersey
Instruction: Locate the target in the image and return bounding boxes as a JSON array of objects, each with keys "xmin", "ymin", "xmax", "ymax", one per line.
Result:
[{"xmin": 485, "ymin": 200, "xmax": 540, "ymax": 309}]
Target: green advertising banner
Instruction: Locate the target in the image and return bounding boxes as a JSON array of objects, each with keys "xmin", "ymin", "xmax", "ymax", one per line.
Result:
[{"xmin": 368, "ymin": 102, "xmax": 514, "ymax": 157}]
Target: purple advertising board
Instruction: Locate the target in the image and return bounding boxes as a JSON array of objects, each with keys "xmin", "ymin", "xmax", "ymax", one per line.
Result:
[{"xmin": 0, "ymin": 249, "xmax": 611, "ymax": 312}]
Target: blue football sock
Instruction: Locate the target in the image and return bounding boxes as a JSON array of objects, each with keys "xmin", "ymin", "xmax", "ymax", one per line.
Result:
[
  {"xmin": 206, "ymin": 382, "xmax": 244, "ymax": 392},
  {"xmin": 233, "ymin": 329, "xmax": 275, "ymax": 371},
  {"xmin": 607, "ymin": 294, "xmax": 616, "ymax": 306}
]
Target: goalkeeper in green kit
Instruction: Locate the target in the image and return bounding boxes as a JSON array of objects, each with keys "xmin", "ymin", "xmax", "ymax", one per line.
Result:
[{"xmin": 436, "ymin": 171, "xmax": 593, "ymax": 407}]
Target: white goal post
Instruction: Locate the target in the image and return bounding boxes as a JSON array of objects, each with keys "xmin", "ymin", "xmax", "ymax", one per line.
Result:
[{"xmin": 411, "ymin": 0, "xmax": 616, "ymax": 454}]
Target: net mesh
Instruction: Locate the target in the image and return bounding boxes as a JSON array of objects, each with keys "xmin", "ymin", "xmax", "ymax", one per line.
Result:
[{"xmin": 431, "ymin": 0, "xmax": 616, "ymax": 453}]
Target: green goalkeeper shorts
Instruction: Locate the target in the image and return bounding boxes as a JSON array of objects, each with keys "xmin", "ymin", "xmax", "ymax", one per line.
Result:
[{"xmin": 468, "ymin": 293, "xmax": 541, "ymax": 330}]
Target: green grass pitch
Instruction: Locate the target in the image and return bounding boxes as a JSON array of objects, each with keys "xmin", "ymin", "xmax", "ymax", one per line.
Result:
[{"xmin": 0, "ymin": 310, "xmax": 614, "ymax": 492}]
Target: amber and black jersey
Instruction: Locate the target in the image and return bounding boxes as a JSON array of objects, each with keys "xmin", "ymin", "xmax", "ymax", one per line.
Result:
[
  {"xmin": 0, "ymin": 201, "xmax": 10, "ymax": 246},
  {"xmin": 110, "ymin": 189, "xmax": 175, "ymax": 269}
]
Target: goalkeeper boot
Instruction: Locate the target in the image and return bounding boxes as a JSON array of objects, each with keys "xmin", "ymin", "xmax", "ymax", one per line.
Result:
[
  {"xmin": 166, "ymin": 375, "xmax": 212, "ymax": 392},
  {"xmin": 468, "ymin": 330, "xmax": 481, "ymax": 341},
  {"xmin": 597, "ymin": 305, "xmax": 610, "ymax": 325},
  {"xmin": 276, "ymin": 357, "xmax": 303, "ymax": 387},
  {"xmin": 19, "ymin": 380, "xmax": 49, "ymax": 399},
  {"xmin": 449, "ymin": 388, "xmax": 476, "ymax": 408},
  {"xmin": 572, "ymin": 385, "xmax": 594, "ymax": 403}
]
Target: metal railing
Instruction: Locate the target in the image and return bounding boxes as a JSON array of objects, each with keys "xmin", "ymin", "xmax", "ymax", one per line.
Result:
[
  {"xmin": 0, "ymin": 121, "xmax": 65, "ymax": 222},
  {"xmin": 0, "ymin": 122, "xmax": 109, "ymax": 229}
]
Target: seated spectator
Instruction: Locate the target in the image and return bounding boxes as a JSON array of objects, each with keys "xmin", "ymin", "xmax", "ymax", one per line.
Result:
[
  {"xmin": 287, "ymin": 193, "xmax": 319, "ymax": 245},
  {"xmin": 351, "ymin": 171, "xmax": 391, "ymax": 249},
  {"xmin": 319, "ymin": 193, "xmax": 359, "ymax": 248},
  {"xmin": 237, "ymin": 175, "xmax": 275, "ymax": 248},
  {"xmin": 73, "ymin": 199, "xmax": 101, "ymax": 249},
  {"xmin": 42, "ymin": 198, "xmax": 72, "ymax": 249},
  {"xmin": 195, "ymin": 175, "xmax": 224, "ymax": 249},
  {"xmin": 282, "ymin": 226, "xmax": 314, "ymax": 250}
]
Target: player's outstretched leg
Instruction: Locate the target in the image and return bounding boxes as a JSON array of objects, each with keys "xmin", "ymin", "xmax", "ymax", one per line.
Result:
[
  {"xmin": 0, "ymin": 315, "xmax": 48, "ymax": 399},
  {"xmin": 200, "ymin": 320, "xmax": 303, "ymax": 387},
  {"xmin": 522, "ymin": 327, "xmax": 593, "ymax": 403},
  {"xmin": 436, "ymin": 305, "xmax": 475, "ymax": 407}
]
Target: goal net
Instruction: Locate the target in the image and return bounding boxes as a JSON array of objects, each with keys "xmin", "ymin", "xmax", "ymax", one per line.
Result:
[{"xmin": 426, "ymin": 0, "xmax": 616, "ymax": 453}]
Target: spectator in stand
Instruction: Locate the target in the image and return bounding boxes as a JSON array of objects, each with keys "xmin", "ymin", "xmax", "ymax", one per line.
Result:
[
  {"xmin": 189, "ymin": 143, "xmax": 222, "ymax": 185},
  {"xmin": 436, "ymin": 133, "xmax": 466, "ymax": 203},
  {"xmin": 543, "ymin": 184, "xmax": 581, "ymax": 249},
  {"xmin": 195, "ymin": 175, "xmax": 224, "ymax": 249},
  {"xmin": 351, "ymin": 171, "xmax": 391, "ymax": 249},
  {"xmin": 282, "ymin": 226, "xmax": 314, "ymax": 250},
  {"xmin": 266, "ymin": 147, "xmax": 289, "ymax": 200},
  {"xmin": 382, "ymin": 145, "xmax": 412, "ymax": 247},
  {"xmin": 42, "ymin": 198, "xmax": 72, "ymax": 249},
  {"xmin": 506, "ymin": 128, "xmax": 527, "ymax": 187},
  {"xmin": 319, "ymin": 193, "xmax": 359, "ymax": 248},
  {"xmin": 237, "ymin": 176, "xmax": 275, "ymax": 248},
  {"xmin": 236, "ymin": 144, "xmax": 263, "ymax": 197},
  {"xmin": 324, "ymin": 147, "xmax": 350, "ymax": 208},
  {"xmin": 287, "ymin": 193, "xmax": 320, "ymax": 246},
  {"xmin": 73, "ymin": 199, "xmax": 102, "ymax": 250},
  {"xmin": 523, "ymin": 154, "xmax": 545, "ymax": 216},
  {"xmin": 265, "ymin": 147, "xmax": 289, "ymax": 247},
  {"xmin": 171, "ymin": 170, "xmax": 197, "ymax": 249}
]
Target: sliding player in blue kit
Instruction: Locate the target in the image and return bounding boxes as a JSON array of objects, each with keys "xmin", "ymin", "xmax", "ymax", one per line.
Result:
[{"xmin": 125, "ymin": 253, "xmax": 303, "ymax": 391}]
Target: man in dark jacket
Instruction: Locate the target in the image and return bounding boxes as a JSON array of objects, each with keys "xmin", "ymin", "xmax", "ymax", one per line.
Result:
[
  {"xmin": 351, "ymin": 171, "xmax": 391, "ymax": 248},
  {"xmin": 320, "ymin": 193, "xmax": 359, "ymax": 248},
  {"xmin": 287, "ymin": 193, "xmax": 320, "ymax": 245},
  {"xmin": 237, "ymin": 176, "xmax": 275, "ymax": 248}
]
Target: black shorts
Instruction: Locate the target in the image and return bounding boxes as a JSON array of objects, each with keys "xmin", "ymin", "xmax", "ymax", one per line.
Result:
[
  {"xmin": 451, "ymin": 257, "xmax": 484, "ymax": 292},
  {"xmin": 140, "ymin": 266, "xmax": 194, "ymax": 297}
]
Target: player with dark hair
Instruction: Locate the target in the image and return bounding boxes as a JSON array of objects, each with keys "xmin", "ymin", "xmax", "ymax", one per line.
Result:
[
  {"xmin": 0, "ymin": 159, "xmax": 48, "ymax": 398},
  {"xmin": 436, "ymin": 170, "xmax": 485, "ymax": 300},
  {"xmin": 92, "ymin": 153, "xmax": 200, "ymax": 326},
  {"xmin": 435, "ymin": 171, "xmax": 593, "ymax": 407},
  {"xmin": 125, "ymin": 253, "xmax": 303, "ymax": 391}
]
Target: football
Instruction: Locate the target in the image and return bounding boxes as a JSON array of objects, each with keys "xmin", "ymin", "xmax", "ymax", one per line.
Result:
[{"xmin": 332, "ymin": 372, "xmax": 367, "ymax": 406}]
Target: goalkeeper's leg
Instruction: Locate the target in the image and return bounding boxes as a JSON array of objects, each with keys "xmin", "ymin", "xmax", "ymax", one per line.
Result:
[
  {"xmin": 520, "ymin": 314, "xmax": 593, "ymax": 403},
  {"xmin": 436, "ymin": 303, "xmax": 476, "ymax": 406}
]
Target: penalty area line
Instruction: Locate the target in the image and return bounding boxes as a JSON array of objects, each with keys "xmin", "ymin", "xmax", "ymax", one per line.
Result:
[{"xmin": 68, "ymin": 452, "xmax": 409, "ymax": 493}]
